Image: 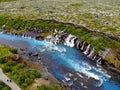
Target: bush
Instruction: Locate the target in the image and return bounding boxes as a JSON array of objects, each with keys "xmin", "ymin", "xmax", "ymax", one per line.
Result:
[
  {"xmin": 0, "ymin": 58, "xmax": 6, "ymax": 64},
  {"xmin": 0, "ymin": 81, "xmax": 11, "ymax": 90},
  {"xmin": 2, "ymin": 66, "xmax": 12, "ymax": 73},
  {"xmin": 25, "ymin": 78, "xmax": 34, "ymax": 85},
  {"xmin": 0, "ymin": 0, "xmax": 17, "ymax": 3},
  {"xmin": 9, "ymin": 48, "xmax": 18, "ymax": 54},
  {"xmin": 31, "ymin": 69, "xmax": 42, "ymax": 78},
  {"xmin": 37, "ymin": 85, "xmax": 54, "ymax": 90}
]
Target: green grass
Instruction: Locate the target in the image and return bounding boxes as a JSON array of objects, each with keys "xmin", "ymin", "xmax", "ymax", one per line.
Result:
[
  {"xmin": 70, "ymin": 3, "xmax": 84, "ymax": 7},
  {"xmin": 0, "ymin": 0, "xmax": 17, "ymax": 3},
  {"xmin": 0, "ymin": 81, "xmax": 11, "ymax": 90},
  {"xmin": 0, "ymin": 16, "xmax": 120, "ymax": 53},
  {"xmin": 0, "ymin": 0, "xmax": 119, "ymax": 35},
  {"xmin": 37, "ymin": 84, "xmax": 61, "ymax": 90},
  {"xmin": 0, "ymin": 15, "xmax": 120, "ymax": 68},
  {"xmin": 0, "ymin": 46, "xmax": 10, "ymax": 58}
]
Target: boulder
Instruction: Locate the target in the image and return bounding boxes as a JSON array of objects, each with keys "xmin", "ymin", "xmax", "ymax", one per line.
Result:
[
  {"xmin": 38, "ymin": 56, "xmax": 41, "ymax": 60},
  {"xmin": 33, "ymin": 52, "xmax": 38, "ymax": 56}
]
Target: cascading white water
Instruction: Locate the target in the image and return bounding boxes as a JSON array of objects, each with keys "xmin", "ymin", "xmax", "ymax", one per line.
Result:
[
  {"xmin": 88, "ymin": 48, "xmax": 94, "ymax": 58},
  {"xmin": 83, "ymin": 44, "xmax": 90, "ymax": 55},
  {"xmin": 70, "ymin": 37, "xmax": 77, "ymax": 47},
  {"xmin": 64, "ymin": 34, "xmax": 76, "ymax": 47},
  {"xmin": 45, "ymin": 34, "xmax": 103, "ymax": 65},
  {"xmin": 0, "ymin": 31, "xmax": 4, "ymax": 34},
  {"xmin": 76, "ymin": 40, "xmax": 81, "ymax": 49},
  {"xmin": 97, "ymin": 57, "xmax": 102, "ymax": 64},
  {"xmin": 1, "ymin": 33, "xmax": 120, "ymax": 90},
  {"xmin": 81, "ymin": 41, "xmax": 85, "ymax": 50},
  {"xmin": 93, "ymin": 55, "xmax": 96, "ymax": 61}
]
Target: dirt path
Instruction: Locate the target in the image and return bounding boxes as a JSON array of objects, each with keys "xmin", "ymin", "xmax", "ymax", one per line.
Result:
[{"xmin": 0, "ymin": 68, "xmax": 21, "ymax": 90}]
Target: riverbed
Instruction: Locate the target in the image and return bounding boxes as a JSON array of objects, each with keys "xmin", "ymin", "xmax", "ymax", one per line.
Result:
[{"xmin": 0, "ymin": 33, "xmax": 120, "ymax": 90}]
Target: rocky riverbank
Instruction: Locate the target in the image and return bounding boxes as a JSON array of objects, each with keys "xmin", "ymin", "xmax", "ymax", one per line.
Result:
[
  {"xmin": 0, "ymin": 31, "xmax": 72, "ymax": 90},
  {"xmin": 1, "ymin": 29, "xmax": 120, "ymax": 75},
  {"xmin": 1, "ymin": 30, "xmax": 120, "ymax": 89},
  {"xmin": 1, "ymin": 29, "xmax": 120, "ymax": 70}
]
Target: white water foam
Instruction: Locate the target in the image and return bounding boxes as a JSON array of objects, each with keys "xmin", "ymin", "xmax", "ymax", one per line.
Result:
[
  {"xmin": 64, "ymin": 34, "xmax": 76, "ymax": 47},
  {"xmin": 81, "ymin": 41, "xmax": 85, "ymax": 50},
  {"xmin": 88, "ymin": 48, "xmax": 94, "ymax": 58},
  {"xmin": 83, "ymin": 44, "xmax": 90, "ymax": 55}
]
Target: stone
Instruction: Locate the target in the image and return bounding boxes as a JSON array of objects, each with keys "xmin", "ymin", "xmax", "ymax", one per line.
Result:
[
  {"xmin": 38, "ymin": 56, "xmax": 41, "ymax": 60},
  {"xmin": 20, "ymin": 48, "xmax": 27, "ymax": 51},
  {"xmin": 33, "ymin": 52, "xmax": 38, "ymax": 56},
  {"xmin": 28, "ymin": 52, "xmax": 32, "ymax": 56}
]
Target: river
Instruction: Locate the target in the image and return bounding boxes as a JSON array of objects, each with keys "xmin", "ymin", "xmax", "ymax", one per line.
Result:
[{"xmin": 0, "ymin": 33, "xmax": 120, "ymax": 90}]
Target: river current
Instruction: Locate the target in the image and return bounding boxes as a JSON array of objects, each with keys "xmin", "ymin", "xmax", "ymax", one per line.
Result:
[{"xmin": 0, "ymin": 33, "xmax": 120, "ymax": 90}]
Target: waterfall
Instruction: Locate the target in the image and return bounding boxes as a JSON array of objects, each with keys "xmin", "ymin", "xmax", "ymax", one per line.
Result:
[
  {"xmin": 45, "ymin": 33, "xmax": 103, "ymax": 66},
  {"xmin": 22, "ymin": 34, "xmax": 25, "ymax": 37},
  {"xmin": 64, "ymin": 34, "xmax": 72, "ymax": 46},
  {"xmin": 54, "ymin": 29, "xmax": 57, "ymax": 33},
  {"xmin": 83, "ymin": 44, "xmax": 90, "ymax": 55},
  {"xmin": 81, "ymin": 41, "xmax": 85, "ymax": 50},
  {"xmin": 88, "ymin": 48, "xmax": 94, "ymax": 58},
  {"xmin": 97, "ymin": 57, "xmax": 102, "ymax": 64},
  {"xmin": 93, "ymin": 55, "xmax": 96, "ymax": 61},
  {"xmin": 76, "ymin": 40, "xmax": 81, "ymax": 49},
  {"xmin": 54, "ymin": 35, "xmax": 58, "ymax": 44},
  {"xmin": 64, "ymin": 34, "xmax": 76, "ymax": 47},
  {"xmin": 45, "ymin": 34, "xmax": 59, "ymax": 44},
  {"xmin": 0, "ymin": 31, "xmax": 3, "ymax": 34},
  {"xmin": 71, "ymin": 37, "xmax": 77, "ymax": 47}
]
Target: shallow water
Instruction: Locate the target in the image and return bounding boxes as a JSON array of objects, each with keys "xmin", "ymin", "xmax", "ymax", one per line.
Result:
[{"xmin": 0, "ymin": 33, "xmax": 120, "ymax": 90}]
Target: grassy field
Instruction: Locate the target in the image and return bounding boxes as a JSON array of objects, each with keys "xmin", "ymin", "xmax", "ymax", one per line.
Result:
[
  {"xmin": 0, "ymin": 0, "xmax": 120, "ymax": 36},
  {"xmin": 0, "ymin": 80, "xmax": 11, "ymax": 90},
  {"xmin": 0, "ymin": 0, "xmax": 17, "ymax": 3}
]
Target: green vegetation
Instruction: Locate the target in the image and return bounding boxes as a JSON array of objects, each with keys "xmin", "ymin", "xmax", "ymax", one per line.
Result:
[
  {"xmin": 0, "ymin": 81, "xmax": 11, "ymax": 90},
  {"xmin": 0, "ymin": 45, "xmax": 42, "ymax": 89},
  {"xmin": 37, "ymin": 85, "xmax": 54, "ymax": 90},
  {"xmin": 70, "ymin": 3, "xmax": 84, "ymax": 7},
  {"xmin": 0, "ymin": 0, "xmax": 120, "ymax": 35},
  {"xmin": 37, "ymin": 84, "xmax": 61, "ymax": 90},
  {"xmin": 9, "ymin": 48, "xmax": 18, "ymax": 54},
  {"xmin": 3, "ymin": 16, "xmax": 118, "ymax": 53},
  {"xmin": 0, "ymin": 0, "xmax": 17, "ymax": 3},
  {"xmin": 0, "ymin": 45, "xmax": 10, "ymax": 58},
  {"xmin": 0, "ymin": 15, "xmax": 120, "ymax": 68}
]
